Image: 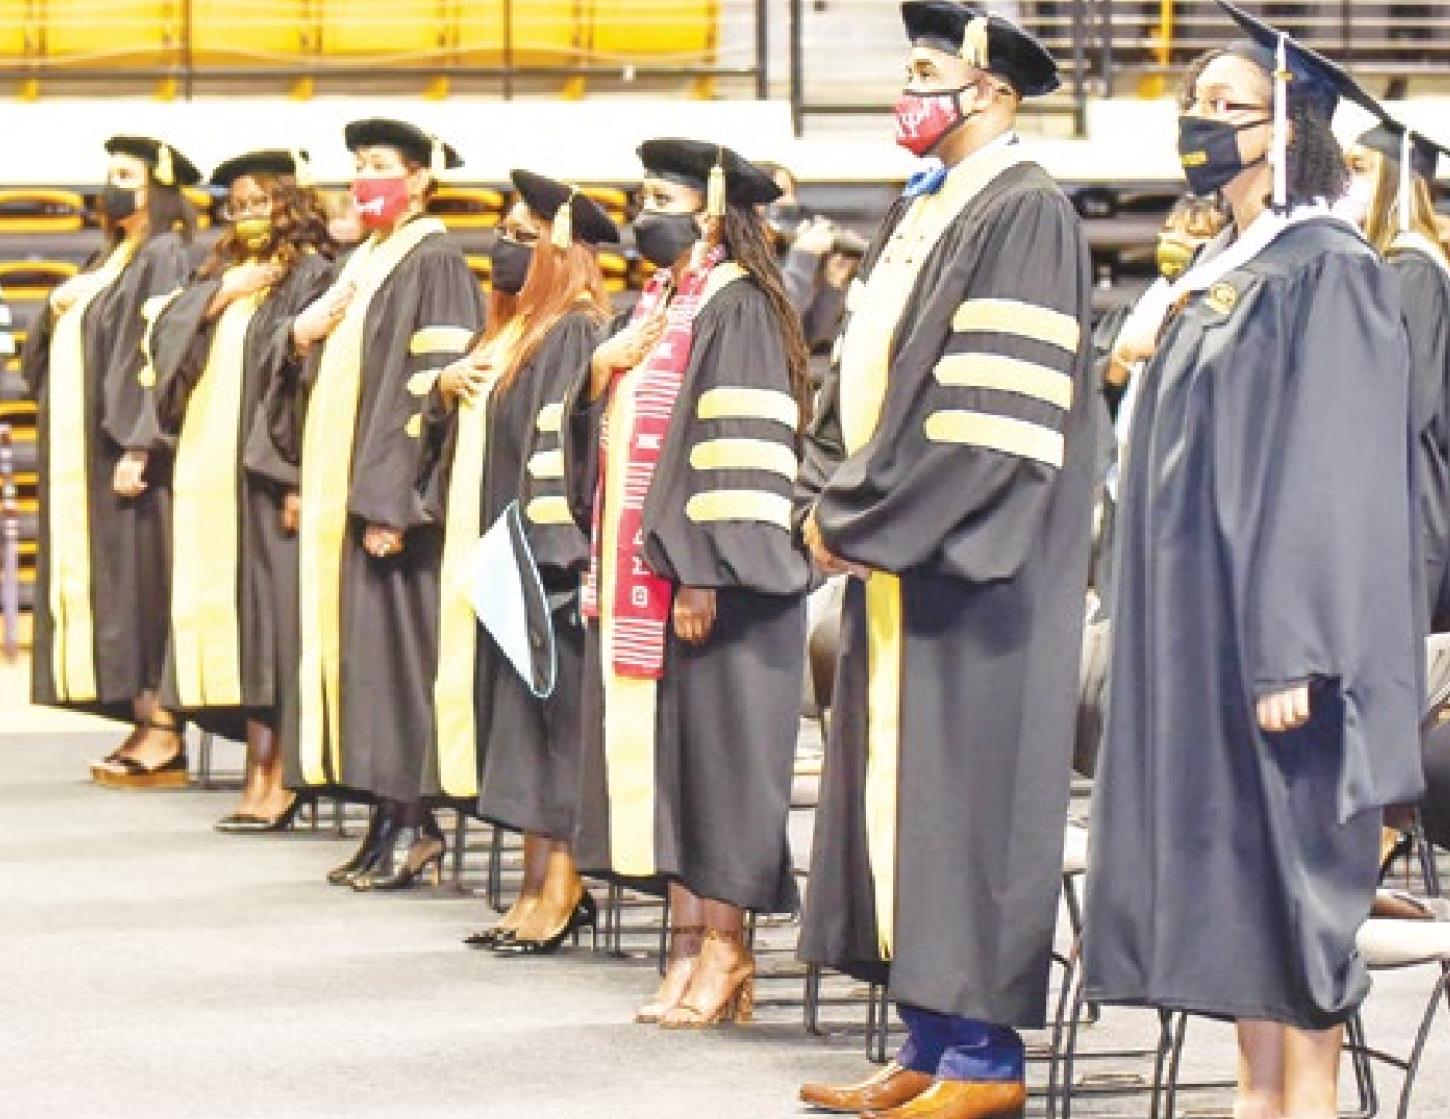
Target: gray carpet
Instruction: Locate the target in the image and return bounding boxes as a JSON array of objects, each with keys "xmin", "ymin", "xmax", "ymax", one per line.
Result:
[{"xmin": 3, "ymin": 732, "xmax": 1449, "ymax": 1119}]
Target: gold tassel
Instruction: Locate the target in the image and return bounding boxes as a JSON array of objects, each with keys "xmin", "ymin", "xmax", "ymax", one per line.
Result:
[
  {"xmin": 154, "ymin": 143, "xmax": 175, "ymax": 187},
  {"xmin": 551, "ymin": 188, "xmax": 576, "ymax": 250},
  {"xmin": 430, "ymin": 137, "xmax": 446, "ymax": 178},
  {"xmin": 963, "ymin": 17, "xmax": 990, "ymax": 69},
  {"xmin": 706, "ymin": 146, "xmax": 727, "ymax": 219},
  {"xmin": 291, "ymin": 148, "xmax": 315, "ymax": 190}
]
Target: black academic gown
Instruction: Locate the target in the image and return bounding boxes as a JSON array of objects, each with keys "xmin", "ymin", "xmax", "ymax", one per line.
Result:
[
  {"xmin": 137, "ymin": 253, "xmax": 333, "ymax": 740},
  {"xmin": 453, "ymin": 311, "xmax": 602, "ymax": 838},
  {"xmin": 793, "ymin": 156, "xmax": 1096, "ymax": 1027},
  {"xmin": 1084, "ymin": 217, "xmax": 1425, "ymax": 1030},
  {"xmin": 1390, "ymin": 244, "xmax": 1450, "ymax": 632},
  {"xmin": 24, "ymin": 232, "xmax": 192, "ymax": 720},
  {"xmin": 285, "ymin": 219, "xmax": 484, "ymax": 801},
  {"xmin": 565, "ymin": 272, "xmax": 811, "ymax": 914}
]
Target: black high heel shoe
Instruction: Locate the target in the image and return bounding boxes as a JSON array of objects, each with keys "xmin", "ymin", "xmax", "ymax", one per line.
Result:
[
  {"xmin": 464, "ymin": 927, "xmax": 518, "ymax": 949},
  {"xmin": 327, "ymin": 806, "xmax": 396, "ymax": 886},
  {"xmin": 353, "ymin": 827, "xmax": 446, "ymax": 892},
  {"xmin": 494, "ymin": 893, "xmax": 598, "ymax": 956},
  {"xmin": 216, "ymin": 794, "xmax": 311, "ymax": 834}
]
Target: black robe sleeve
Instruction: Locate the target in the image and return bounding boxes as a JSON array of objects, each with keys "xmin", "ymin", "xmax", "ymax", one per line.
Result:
[
  {"xmin": 1211, "ymin": 250, "xmax": 1425, "ymax": 819},
  {"xmin": 20, "ymin": 301, "xmax": 55, "ymax": 400},
  {"xmin": 515, "ymin": 310, "xmax": 600, "ymax": 579},
  {"xmin": 811, "ymin": 186, "xmax": 1090, "ymax": 582},
  {"xmin": 561, "ymin": 324, "xmax": 615, "ymax": 535},
  {"xmin": 1390, "ymin": 250, "xmax": 1450, "ymax": 623},
  {"xmin": 641, "ymin": 280, "xmax": 811, "ymax": 596},
  {"xmin": 137, "ymin": 278, "xmax": 221, "ymax": 450},
  {"xmin": 101, "ymin": 232, "xmax": 192, "ymax": 451},
  {"xmin": 348, "ymin": 246, "xmax": 484, "ymax": 532},
  {"xmin": 242, "ymin": 254, "xmax": 338, "ymax": 490}
]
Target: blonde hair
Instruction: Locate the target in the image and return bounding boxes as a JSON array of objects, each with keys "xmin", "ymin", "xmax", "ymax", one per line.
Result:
[{"xmin": 1362, "ymin": 146, "xmax": 1447, "ymax": 261}]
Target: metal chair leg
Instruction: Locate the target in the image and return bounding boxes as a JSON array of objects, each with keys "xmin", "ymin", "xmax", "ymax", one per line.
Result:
[
  {"xmin": 1397, "ymin": 966, "xmax": 1450, "ymax": 1119},
  {"xmin": 486, "ymin": 825, "xmax": 504, "ymax": 910},
  {"xmin": 451, "ymin": 809, "xmax": 467, "ymax": 885},
  {"xmin": 1162, "ymin": 1011, "xmax": 1189, "ymax": 1119},
  {"xmin": 804, "ymin": 962, "xmax": 823, "ymax": 1035},
  {"xmin": 198, "ymin": 731, "xmax": 214, "ymax": 789},
  {"xmin": 1344, "ymin": 1012, "xmax": 1379, "ymax": 1119},
  {"xmin": 1046, "ymin": 939, "xmax": 1082, "ymax": 1119}
]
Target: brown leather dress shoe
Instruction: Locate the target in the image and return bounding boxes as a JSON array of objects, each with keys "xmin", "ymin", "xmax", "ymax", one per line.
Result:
[
  {"xmin": 799, "ymin": 1062, "xmax": 934, "ymax": 1113},
  {"xmin": 861, "ymin": 1079, "xmax": 1027, "ymax": 1119}
]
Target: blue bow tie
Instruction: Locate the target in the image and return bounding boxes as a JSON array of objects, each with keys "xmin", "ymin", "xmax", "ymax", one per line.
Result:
[{"xmin": 903, "ymin": 165, "xmax": 948, "ymax": 198}]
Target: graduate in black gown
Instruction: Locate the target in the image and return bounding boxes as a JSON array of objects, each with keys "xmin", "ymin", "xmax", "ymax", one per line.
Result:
[
  {"xmin": 135, "ymin": 150, "xmax": 334, "ymax": 830},
  {"xmin": 1340, "ymin": 122, "xmax": 1450, "ymax": 632},
  {"xmin": 1084, "ymin": 7, "xmax": 1425, "ymax": 1118},
  {"xmin": 281, "ymin": 119, "xmax": 484, "ymax": 889},
  {"xmin": 794, "ymin": 7, "xmax": 1096, "ymax": 1117},
  {"xmin": 564, "ymin": 139, "xmax": 812, "ymax": 1026},
  {"xmin": 435, "ymin": 173, "xmax": 614, "ymax": 954},
  {"xmin": 23, "ymin": 136, "xmax": 198, "ymax": 787}
]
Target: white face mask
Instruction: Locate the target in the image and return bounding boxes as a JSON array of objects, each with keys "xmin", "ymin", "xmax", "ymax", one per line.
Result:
[{"xmin": 1333, "ymin": 175, "xmax": 1375, "ymax": 228}]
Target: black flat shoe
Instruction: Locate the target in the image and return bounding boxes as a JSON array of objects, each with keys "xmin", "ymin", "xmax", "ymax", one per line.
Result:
[{"xmin": 494, "ymin": 893, "xmax": 598, "ymax": 956}]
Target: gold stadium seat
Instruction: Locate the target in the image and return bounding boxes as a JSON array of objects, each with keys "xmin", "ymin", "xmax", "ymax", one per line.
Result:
[
  {"xmin": 319, "ymin": 0, "xmax": 451, "ymax": 62},
  {"xmin": 39, "ymin": 0, "xmax": 180, "ymax": 68},
  {"xmin": 429, "ymin": 186, "xmax": 506, "ymax": 230},
  {"xmin": 183, "ymin": 186, "xmax": 216, "ymax": 231},
  {"xmin": 189, "ymin": 0, "xmax": 310, "ymax": 66},
  {"xmin": 584, "ymin": 0, "xmax": 716, "ymax": 63},
  {"xmin": 466, "ymin": 254, "xmax": 493, "ymax": 286},
  {"xmin": 0, "ymin": 261, "xmax": 79, "ymax": 302},
  {"xmin": 0, "ymin": 189, "xmax": 88, "ymax": 234},
  {"xmin": 598, "ymin": 249, "xmax": 630, "ymax": 295},
  {"xmin": 0, "ymin": 400, "xmax": 37, "ymax": 425},
  {"xmin": 3, "ymin": 329, "xmax": 27, "ymax": 378},
  {"xmin": 456, "ymin": 0, "xmax": 580, "ymax": 66}
]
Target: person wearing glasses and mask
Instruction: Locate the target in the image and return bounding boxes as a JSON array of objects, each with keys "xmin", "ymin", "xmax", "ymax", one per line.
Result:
[
  {"xmin": 25, "ymin": 136, "xmax": 198, "ymax": 788},
  {"xmin": 564, "ymin": 138, "xmax": 812, "ymax": 1029},
  {"xmin": 286, "ymin": 118, "xmax": 484, "ymax": 891},
  {"xmin": 430, "ymin": 171, "xmax": 616, "ymax": 954},
  {"xmin": 1085, "ymin": 5, "xmax": 1424, "ymax": 1118},
  {"xmin": 130, "ymin": 150, "xmax": 335, "ymax": 830},
  {"xmin": 794, "ymin": 4, "xmax": 1096, "ymax": 1116}
]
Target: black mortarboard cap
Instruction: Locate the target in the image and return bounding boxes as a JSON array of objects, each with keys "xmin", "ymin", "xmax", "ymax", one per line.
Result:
[
  {"xmin": 210, "ymin": 149, "xmax": 315, "ymax": 189},
  {"xmin": 1359, "ymin": 121, "xmax": 1450, "ymax": 182},
  {"xmin": 900, "ymin": 1, "xmax": 1060, "ymax": 99},
  {"xmin": 1215, "ymin": 0, "xmax": 1386, "ymax": 120},
  {"xmin": 344, "ymin": 118, "xmax": 463, "ymax": 173},
  {"xmin": 637, "ymin": 138, "xmax": 782, "ymax": 208},
  {"xmin": 105, "ymin": 135, "xmax": 201, "ymax": 187},
  {"xmin": 511, "ymin": 169, "xmax": 619, "ymax": 247}
]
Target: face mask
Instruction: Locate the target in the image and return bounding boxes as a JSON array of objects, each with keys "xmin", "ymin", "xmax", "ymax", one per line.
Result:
[
  {"xmin": 490, "ymin": 237, "xmax": 535, "ymax": 295},
  {"xmin": 894, "ymin": 87, "xmax": 972, "ymax": 157},
  {"xmin": 234, "ymin": 217, "xmax": 274, "ymax": 254},
  {"xmin": 1155, "ymin": 237, "xmax": 1195, "ymax": 281},
  {"xmin": 352, "ymin": 175, "xmax": 411, "ymax": 228},
  {"xmin": 1332, "ymin": 176, "xmax": 1375, "ymax": 228},
  {"xmin": 1177, "ymin": 115, "xmax": 1270, "ymax": 196},
  {"xmin": 101, "ymin": 183, "xmax": 140, "ymax": 223},
  {"xmin": 632, "ymin": 210, "xmax": 701, "ymax": 269}
]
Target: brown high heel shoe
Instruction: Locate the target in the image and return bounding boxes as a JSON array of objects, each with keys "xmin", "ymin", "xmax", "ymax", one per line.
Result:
[
  {"xmin": 635, "ymin": 925, "xmax": 706, "ymax": 1024},
  {"xmin": 659, "ymin": 928, "xmax": 755, "ymax": 1029}
]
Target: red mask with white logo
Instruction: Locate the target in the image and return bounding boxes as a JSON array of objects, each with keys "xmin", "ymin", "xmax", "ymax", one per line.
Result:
[
  {"xmin": 893, "ymin": 87, "xmax": 971, "ymax": 157},
  {"xmin": 352, "ymin": 175, "xmax": 411, "ymax": 228}
]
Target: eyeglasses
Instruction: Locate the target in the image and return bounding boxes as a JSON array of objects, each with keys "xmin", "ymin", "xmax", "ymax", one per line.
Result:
[
  {"xmin": 219, "ymin": 198, "xmax": 273, "ymax": 221},
  {"xmin": 1186, "ymin": 95, "xmax": 1271, "ymax": 117}
]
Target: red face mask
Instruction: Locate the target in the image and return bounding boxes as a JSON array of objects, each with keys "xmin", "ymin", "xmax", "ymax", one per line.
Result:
[
  {"xmin": 893, "ymin": 87, "xmax": 970, "ymax": 157},
  {"xmin": 352, "ymin": 175, "xmax": 411, "ymax": 228}
]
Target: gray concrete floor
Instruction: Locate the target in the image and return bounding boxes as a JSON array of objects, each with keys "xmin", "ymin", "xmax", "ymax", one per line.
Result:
[{"xmin": 3, "ymin": 731, "xmax": 1449, "ymax": 1119}]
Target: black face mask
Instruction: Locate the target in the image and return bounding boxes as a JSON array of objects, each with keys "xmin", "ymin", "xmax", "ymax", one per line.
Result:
[
  {"xmin": 101, "ymin": 183, "xmax": 140, "ymax": 223},
  {"xmin": 489, "ymin": 237, "xmax": 534, "ymax": 295},
  {"xmin": 1177, "ymin": 115, "xmax": 1269, "ymax": 197},
  {"xmin": 632, "ymin": 210, "xmax": 700, "ymax": 269}
]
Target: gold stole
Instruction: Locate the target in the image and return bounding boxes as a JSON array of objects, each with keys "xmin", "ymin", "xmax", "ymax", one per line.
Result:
[
  {"xmin": 296, "ymin": 217, "xmax": 446, "ymax": 787},
  {"xmin": 835, "ymin": 144, "xmax": 1032, "ymax": 958},
  {"xmin": 44, "ymin": 240, "xmax": 137, "ymax": 702},
  {"xmin": 169, "ymin": 282, "xmax": 266, "ymax": 707},
  {"xmin": 600, "ymin": 262, "xmax": 745, "ymax": 876},
  {"xmin": 433, "ymin": 319, "xmax": 524, "ymax": 797}
]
